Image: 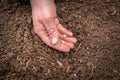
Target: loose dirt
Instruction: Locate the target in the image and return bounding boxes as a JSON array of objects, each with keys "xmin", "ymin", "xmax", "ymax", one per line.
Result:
[{"xmin": 0, "ymin": 0, "xmax": 120, "ymax": 80}]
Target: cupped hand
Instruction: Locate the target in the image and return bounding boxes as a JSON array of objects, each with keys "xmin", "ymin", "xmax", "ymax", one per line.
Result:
[{"xmin": 32, "ymin": 5, "xmax": 77, "ymax": 52}]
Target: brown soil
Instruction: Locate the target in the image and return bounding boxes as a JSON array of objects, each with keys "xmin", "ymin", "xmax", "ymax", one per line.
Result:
[{"xmin": 0, "ymin": 0, "xmax": 120, "ymax": 80}]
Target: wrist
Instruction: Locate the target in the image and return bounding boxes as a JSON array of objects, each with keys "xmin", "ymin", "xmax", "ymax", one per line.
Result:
[{"xmin": 30, "ymin": 0, "xmax": 55, "ymax": 8}]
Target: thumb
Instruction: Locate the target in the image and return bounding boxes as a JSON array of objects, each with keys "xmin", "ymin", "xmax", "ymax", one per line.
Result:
[{"xmin": 43, "ymin": 18, "xmax": 59, "ymax": 45}]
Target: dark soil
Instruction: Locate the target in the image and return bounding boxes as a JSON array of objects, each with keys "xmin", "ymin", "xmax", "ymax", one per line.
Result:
[{"xmin": 0, "ymin": 0, "xmax": 120, "ymax": 80}]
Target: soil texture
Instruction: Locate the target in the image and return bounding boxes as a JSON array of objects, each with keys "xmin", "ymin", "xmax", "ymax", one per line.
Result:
[{"xmin": 0, "ymin": 0, "xmax": 120, "ymax": 80}]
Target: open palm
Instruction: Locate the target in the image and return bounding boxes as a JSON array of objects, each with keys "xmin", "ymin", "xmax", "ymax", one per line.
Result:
[{"xmin": 32, "ymin": 4, "xmax": 77, "ymax": 52}]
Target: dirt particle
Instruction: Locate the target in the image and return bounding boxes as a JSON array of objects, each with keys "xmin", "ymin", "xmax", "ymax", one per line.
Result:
[
  {"xmin": 57, "ymin": 61, "xmax": 63, "ymax": 67},
  {"xmin": 66, "ymin": 65, "xmax": 70, "ymax": 72},
  {"xmin": 7, "ymin": 52, "xmax": 15, "ymax": 58},
  {"xmin": 27, "ymin": 18, "xmax": 31, "ymax": 24},
  {"xmin": 111, "ymin": 10, "xmax": 117, "ymax": 15},
  {"xmin": 73, "ymin": 74, "xmax": 77, "ymax": 77},
  {"xmin": 34, "ymin": 41, "xmax": 39, "ymax": 45},
  {"xmin": 80, "ymin": 60, "xmax": 83, "ymax": 64}
]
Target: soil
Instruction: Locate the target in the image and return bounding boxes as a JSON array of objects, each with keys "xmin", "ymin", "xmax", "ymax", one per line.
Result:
[{"xmin": 0, "ymin": 0, "xmax": 120, "ymax": 80}]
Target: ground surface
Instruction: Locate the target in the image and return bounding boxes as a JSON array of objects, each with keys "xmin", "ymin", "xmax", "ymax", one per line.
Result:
[{"xmin": 0, "ymin": 0, "xmax": 120, "ymax": 80}]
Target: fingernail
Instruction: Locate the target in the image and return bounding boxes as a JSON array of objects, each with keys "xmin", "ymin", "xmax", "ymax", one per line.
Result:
[
  {"xmin": 70, "ymin": 32, "xmax": 73, "ymax": 36},
  {"xmin": 51, "ymin": 37, "xmax": 58, "ymax": 45},
  {"xmin": 74, "ymin": 38, "xmax": 77, "ymax": 43}
]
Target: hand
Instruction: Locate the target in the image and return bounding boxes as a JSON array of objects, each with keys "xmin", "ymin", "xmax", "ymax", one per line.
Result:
[{"xmin": 31, "ymin": 0, "xmax": 77, "ymax": 52}]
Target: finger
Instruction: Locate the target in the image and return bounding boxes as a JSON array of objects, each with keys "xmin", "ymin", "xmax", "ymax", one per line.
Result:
[
  {"xmin": 59, "ymin": 34, "xmax": 77, "ymax": 44},
  {"xmin": 57, "ymin": 24, "xmax": 73, "ymax": 37},
  {"xmin": 52, "ymin": 39, "xmax": 70, "ymax": 52},
  {"xmin": 41, "ymin": 37, "xmax": 70, "ymax": 52},
  {"xmin": 55, "ymin": 18, "xmax": 73, "ymax": 36},
  {"xmin": 55, "ymin": 18, "xmax": 59, "ymax": 25},
  {"xmin": 63, "ymin": 41, "xmax": 74, "ymax": 49},
  {"xmin": 43, "ymin": 18, "xmax": 59, "ymax": 45}
]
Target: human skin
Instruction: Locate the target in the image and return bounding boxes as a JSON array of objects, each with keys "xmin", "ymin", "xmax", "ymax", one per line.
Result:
[{"xmin": 30, "ymin": 0, "xmax": 77, "ymax": 52}]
